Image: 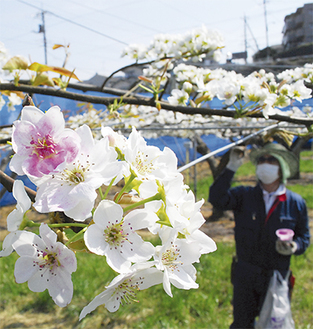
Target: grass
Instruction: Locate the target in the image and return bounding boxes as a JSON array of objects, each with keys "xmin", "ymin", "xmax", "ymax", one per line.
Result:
[
  {"xmin": 0, "ymin": 242, "xmax": 312, "ymax": 328},
  {"xmin": 0, "ymin": 150, "xmax": 312, "ymax": 328}
]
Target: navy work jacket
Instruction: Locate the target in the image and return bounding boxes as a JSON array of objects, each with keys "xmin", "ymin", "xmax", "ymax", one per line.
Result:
[{"xmin": 209, "ymin": 169, "xmax": 310, "ymax": 272}]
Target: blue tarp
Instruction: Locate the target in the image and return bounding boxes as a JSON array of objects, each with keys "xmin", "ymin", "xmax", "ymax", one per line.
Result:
[{"xmin": 1, "ymin": 88, "xmax": 312, "ymax": 206}]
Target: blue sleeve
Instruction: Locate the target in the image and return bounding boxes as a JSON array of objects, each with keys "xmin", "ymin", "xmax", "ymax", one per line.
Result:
[
  {"xmin": 209, "ymin": 168, "xmax": 246, "ymax": 211},
  {"xmin": 293, "ymin": 196, "xmax": 310, "ymax": 255}
]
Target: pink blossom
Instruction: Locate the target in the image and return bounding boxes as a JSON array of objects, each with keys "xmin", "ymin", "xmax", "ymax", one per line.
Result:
[{"xmin": 10, "ymin": 106, "xmax": 80, "ymax": 177}]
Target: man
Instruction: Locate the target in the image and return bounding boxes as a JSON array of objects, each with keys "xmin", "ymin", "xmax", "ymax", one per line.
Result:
[{"xmin": 209, "ymin": 143, "xmax": 310, "ymax": 328}]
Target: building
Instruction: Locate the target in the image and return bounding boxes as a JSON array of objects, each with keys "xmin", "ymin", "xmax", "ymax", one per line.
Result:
[
  {"xmin": 253, "ymin": 3, "xmax": 313, "ymax": 65},
  {"xmin": 282, "ymin": 3, "xmax": 313, "ymax": 50}
]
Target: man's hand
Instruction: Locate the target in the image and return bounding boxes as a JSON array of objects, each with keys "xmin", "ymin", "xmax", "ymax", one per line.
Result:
[
  {"xmin": 226, "ymin": 146, "xmax": 245, "ymax": 172},
  {"xmin": 276, "ymin": 239, "xmax": 297, "ymax": 255}
]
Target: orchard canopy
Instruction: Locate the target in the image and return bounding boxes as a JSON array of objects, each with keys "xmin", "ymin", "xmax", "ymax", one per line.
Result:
[{"xmin": 1, "ymin": 27, "xmax": 313, "ymax": 138}]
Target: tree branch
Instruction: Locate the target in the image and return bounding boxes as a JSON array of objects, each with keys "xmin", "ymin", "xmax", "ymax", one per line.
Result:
[
  {"xmin": 1, "ymin": 83, "xmax": 313, "ymax": 127},
  {"xmin": 0, "ymin": 169, "xmax": 36, "ymax": 202}
]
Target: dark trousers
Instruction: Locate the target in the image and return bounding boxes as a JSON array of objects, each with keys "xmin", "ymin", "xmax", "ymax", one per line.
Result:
[{"xmin": 230, "ymin": 260, "xmax": 273, "ymax": 329}]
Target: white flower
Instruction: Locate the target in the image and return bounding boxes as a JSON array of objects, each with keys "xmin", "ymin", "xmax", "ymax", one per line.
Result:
[
  {"xmin": 7, "ymin": 180, "xmax": 31, "ymax": 232},
  {"xmin": 288, "ymin": 80, "xmax": 312, "ymax": 102},
  {"xmin": 262, "ymin": 93, "xmax": 278, "ymax": 119},
  {"xmin": 84, "ymin": 200, "xmax": 156, "ymax": 273},
  {"xmin": 182, "ymin": 81, "xmax": 193, "ymax": 94},
  {"xmin": 168, "ymin": 89, "xmax": 189, "ymax": 106},
  {"xmin": 216, "ymin": 78, "xmax": 240, "ymax": 106},
  {"xmin": 79, "ymin": 263, "xmax": 163, "ymax": 319},
  {"xmin": 123, "ymin": 127, "xmax": 178, "ymax": 182},
  {"xmin": 33, "ymin": 125, "xmax": 122, "ymax": 221},
  {"xmin": 154, "ymin": 234, "xmax": 201, "ymax": 297},
  {"xmin": 165, "ymin": 191, "xmax": 217, "ymax": 255},
  {"xmin": 12, "ymin": 223, "xmax": 77, "ymax": 307},
  {"xmin": 7, "ymin": 93, "xmax": 22, "ymax": 111},
  {"xmin": 101, "ymin": 126, "xmax": 128, "ymax": 153}
]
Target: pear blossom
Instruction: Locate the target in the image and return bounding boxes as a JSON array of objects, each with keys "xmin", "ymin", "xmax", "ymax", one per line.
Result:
[
  {"xmin": 165, "ymin": 191, "xmax": 217, "ymax": 254},
  {"xmin": 7, "ymin": 180, "xmax": 31, "ymax": 232},
  {"xmin": 0, "ymin": 180, "xmax": 31, "ymax": 258},
  {"xmin": 154, "ymin": 234, "xmax": 201, "ymax": 297},
  {"xmin": 6, "ymin": 93, "xmax": 22, "ymax": 111},
  {"xmin": 140, "ymin": 178, "xmax": 217, "ymax": 254},
  {"xmin": 33, "ymin": 125, "xmax": 122, "ymax": 221},
  {"xmin": 10, "ymin": 105, "xmax": 80, "ymax": 178},
  {"xmin": 79, "ymin": 263, "xmax": 163, "ymax": 319},
  {"xmin": 123, "ymin": 127, "xmax": 178, "ymax": 182},
  {"xmin": 182, "ymin": 81, "xmax": 193, "ymax": 93},
  {"xmin": 216, "ymin": 78, "xmax": 240, "ymax": 106},
  {"xmin": 12, "ymin": 223, "xmax": 77, "ymax": 307},
  {"xmin": 261, "ymin": 93, "xmax": 278, "ymax": 119},
  {"xmin": 84, "ymin": 200, "xmax": 156, "ymax": 273},
  {"xmin": 288, "ymin": 80, "xmax": 312, "ymax": 102},
  {"xmin": 168, "ymin": 89, "xmax": 189, "ymax": 106},
  {"xmin": 101, "ymin": 126, "xmax": 128, "ymax": 152}
]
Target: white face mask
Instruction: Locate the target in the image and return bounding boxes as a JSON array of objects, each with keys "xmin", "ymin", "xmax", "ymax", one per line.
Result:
[{"xmin": 256, "ymin": 163, "xmax": 280, "ymax": 184}]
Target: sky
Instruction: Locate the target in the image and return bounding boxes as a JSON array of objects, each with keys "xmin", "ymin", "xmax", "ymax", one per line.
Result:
[{"xmin": 0, "ymin": 0, "xmax": 311, "ymax": 81}]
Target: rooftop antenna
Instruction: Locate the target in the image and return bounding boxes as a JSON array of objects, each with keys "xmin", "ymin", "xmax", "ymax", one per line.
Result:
[{"xmin": 38, "ymin": 10, "xmax": 48, "ymax": 64}]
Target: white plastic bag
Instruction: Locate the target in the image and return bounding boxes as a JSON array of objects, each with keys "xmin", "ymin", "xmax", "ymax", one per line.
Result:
[{"xmin": 255, "ymin": 270, "xmax": 295, "ymax": 329}]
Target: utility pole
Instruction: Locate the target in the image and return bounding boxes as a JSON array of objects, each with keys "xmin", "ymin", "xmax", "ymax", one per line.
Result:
[
  {"xmin": 263, "ymin": 0, "xmax": 270, "ymax": 61},
  {"xmin": 38, "ymin": 11, "xmax": 48, "ymax": 65}
]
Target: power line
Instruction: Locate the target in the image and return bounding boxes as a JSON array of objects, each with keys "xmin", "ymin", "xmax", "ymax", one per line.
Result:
[
  {"xmin": 15, "ymin": 0, "xmax": 128, "ymax": 46},
  {"xmin": 61, "ymin": 0, "xmax": 162, "ymax": 34}
]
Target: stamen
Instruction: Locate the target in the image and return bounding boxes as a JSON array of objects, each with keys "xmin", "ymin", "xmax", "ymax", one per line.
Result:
[
  {"xmin": 162, "ymin": 244, "xmax": 183, "ymax": 271},
  {"xmin": 104, "ymin": 222, "xmax": 129, "ymax": 247},
  {"xmin": 133, "ymin": 151, "xmax": 157, "ymax": 176},
  {"xmin": 29, "ymin": 133, "xmax": 58, "ymax": 159}
]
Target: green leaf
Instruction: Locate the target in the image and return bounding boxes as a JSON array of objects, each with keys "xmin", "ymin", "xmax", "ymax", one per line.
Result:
[
  {"xmin": 2, "ymin": 56, "xmax": 28, "ymax": 72},
  {"xmin": 28, "ymin": 62, "xmax": 80, "ymax": 80},
  {"xmin": 31, "ymin": 73, "xmax": 55, "ymax": 87},
  {"xmin": 68, "ymin": 238, "xmax": 89, "ymax": 252}
]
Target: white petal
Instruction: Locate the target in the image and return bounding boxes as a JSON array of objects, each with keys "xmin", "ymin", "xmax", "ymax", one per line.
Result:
[
  {"xmin": 21, "ymin": 106, "xmax": 44, "ymax": 123},
  {"xmin": 168, "ymin": 265, "xmax": 198, "ymax": 290},
  {"xmin": 84, "ymin": 224, "xmax": 107, "ymax": 255},
  {"xmin": 106, "ymin": 249, "xmax": 132, "ymax": 273},
  {"xmin": 0, "ymin": 233, "xmax": 16, "ymax": 257},
  {"xmin": 7, "ymin": 208, "xmax": 24, "ymax": 232},
  {"xmin": 14, "ymin": 256, "xmax": 38, "ymax": 284},
  {"xmin": 64, "ymin": 199, "xmax": 93, "ymax": 221},
  {"xmin": 122, "ymin": 234, "xmax": 154, "ymax": 262},
  {"xmin": 28, "ymin": 270, "xmax": 49, "ymax": 292},
  {"xmin": 48, "ymin": 267, "xmax": 74, "ymax": 307},
  {"xmin": 39, "ymin": 223, "xmax": 57, "ymax": 247},
  {"xmin": 79, "ymin": 290, "xmax": 111, "ymax": 320},
  {"xmin": 163, "ymin": 269, "xmax": 173, "ymax": 297},
  {"xmin": 188, "ymin": 230, "xmax": 217, "ymax": 254},
  {"xmin": 57, "ymin": 243, "xmax": 77, "ymax": 273},
  {"xmin": 93, "ymin": 200, "xmax": 123, "ymax": 229},
  {"xmin": 124, "ymin": 209, "xmax": 158, "ymax": 231},
  {"xmin": 12, "ymin": 231, "xmax": 44, "ymax": 257}
]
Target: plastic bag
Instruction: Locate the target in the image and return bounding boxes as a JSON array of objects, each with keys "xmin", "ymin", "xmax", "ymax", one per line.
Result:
[{"xmin": 255, "ymin": 270, "xmax": 295, "ymax": 329}]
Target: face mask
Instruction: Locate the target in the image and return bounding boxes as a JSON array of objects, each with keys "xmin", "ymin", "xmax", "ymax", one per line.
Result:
[{"xmin": 256, "ymin": 163, "xmax": 280, "ymax": 184}]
